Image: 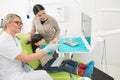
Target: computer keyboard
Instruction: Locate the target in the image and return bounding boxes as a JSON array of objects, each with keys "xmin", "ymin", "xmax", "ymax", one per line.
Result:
[{"xmin": 51, "ymin": 57, "xmax": 65, "ymax": 67}]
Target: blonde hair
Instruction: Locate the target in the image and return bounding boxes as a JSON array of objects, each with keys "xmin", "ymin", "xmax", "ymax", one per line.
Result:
[{"xmin": 3, "ymin": 13, "xmax": 21, "ymax": 29}]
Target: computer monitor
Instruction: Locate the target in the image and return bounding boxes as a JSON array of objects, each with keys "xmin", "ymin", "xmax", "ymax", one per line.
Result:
[{"xmin": 81, "ymin": 12, "xmax": 92, "ymax": 45}]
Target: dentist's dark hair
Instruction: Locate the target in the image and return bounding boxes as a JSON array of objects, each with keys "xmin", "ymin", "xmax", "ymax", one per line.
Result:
[{"xmin": 33, "ymin": 4, "xmax": 45, "ymax": 15}]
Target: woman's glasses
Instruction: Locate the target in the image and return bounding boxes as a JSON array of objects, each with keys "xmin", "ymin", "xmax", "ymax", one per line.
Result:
[{"xmin": 14, "ymin": 21, "xmax": 23, "ymax": 27}]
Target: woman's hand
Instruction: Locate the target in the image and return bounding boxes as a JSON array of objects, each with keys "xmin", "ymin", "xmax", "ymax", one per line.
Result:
[
  {"xmin": 26, "ymin": 33, "xmax": 32, "ymax": 42},
  {"xmin": 50, "ymin": 37, "xmax": 59, "ymax": 44}
]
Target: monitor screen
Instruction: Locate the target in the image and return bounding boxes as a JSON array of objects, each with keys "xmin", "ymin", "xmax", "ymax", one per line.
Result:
[{"xmin": 81, "ymin": 12, "xmax": 92, "ymax": 45}]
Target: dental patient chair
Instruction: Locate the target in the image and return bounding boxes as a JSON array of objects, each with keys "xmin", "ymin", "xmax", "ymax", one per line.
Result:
[{"xmin": 17, "ymin": 33, "xmax": 80, "ymax": 80}]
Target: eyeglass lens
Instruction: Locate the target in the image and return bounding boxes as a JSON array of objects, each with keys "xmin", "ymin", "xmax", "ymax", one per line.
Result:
[{"xmin": 14, "ymin": 21, "xmax": 23, "ymax": 26}]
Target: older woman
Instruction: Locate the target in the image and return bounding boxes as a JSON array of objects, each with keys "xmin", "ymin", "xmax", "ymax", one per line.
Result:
[{"xmin": 0, "ymin": 13, "xmax": 59, "ymax": 80}]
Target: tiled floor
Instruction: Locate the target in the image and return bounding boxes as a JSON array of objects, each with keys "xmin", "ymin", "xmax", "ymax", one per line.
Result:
[{"xmin": 102, "ymin": 64, "xmax": 120, "ymax": 80}]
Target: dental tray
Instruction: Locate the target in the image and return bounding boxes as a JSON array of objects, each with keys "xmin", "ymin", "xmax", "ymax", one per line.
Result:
[{"xmin": 63, "ymin": 40, "xmax": 79, "ymax": 46}]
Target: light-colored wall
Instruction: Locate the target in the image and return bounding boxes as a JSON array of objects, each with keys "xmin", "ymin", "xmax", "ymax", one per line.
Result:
[
  {"xmin": 95, "ymin": 0, "xmax": 120, "ymax": 65},
  {"xmin": 0, "ymin": 0, "xmax": 120, "ymax": 68}
]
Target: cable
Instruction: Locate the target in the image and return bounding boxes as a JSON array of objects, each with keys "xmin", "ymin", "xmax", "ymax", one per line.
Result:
[
  {"xmin": 104, "ymin": 40, "xmax": 108, "ymax": 73},
  {"xmin": 101, "ymin": 39, "xmax": 108, "ymax": 73},
  {"xmin": 69, "ymin": 73, "xmax": 74, "ymax": 80}
]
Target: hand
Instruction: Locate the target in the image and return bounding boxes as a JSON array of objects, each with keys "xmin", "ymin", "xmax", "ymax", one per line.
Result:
[
  {"xmin": 50, "ymin": 37, "xmax": 59, "ymax": 44},
  {"xmin": 42, "ymin": 44, "xmax": 60, "ymax": 54},
  {"xmin": 26, "ymin": 33, "xmax": 32, "ymax": 41}
]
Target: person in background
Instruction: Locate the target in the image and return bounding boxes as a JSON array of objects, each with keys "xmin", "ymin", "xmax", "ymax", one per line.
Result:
[
  {"xmin": 30, "ymin": 33, "xmax": 95, "ymax": 78},
  {"xmin": 27, "ymin": 4, "xmax": 60, "ymax": 44},
  {"xmin": 27, "ymin": 4, "xmax": 61, "ymax": 69},
  {"xmin": 0, "ymin": 13, "xmax": 59, "ymax": 80}
]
